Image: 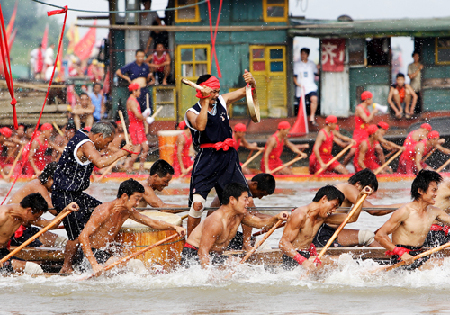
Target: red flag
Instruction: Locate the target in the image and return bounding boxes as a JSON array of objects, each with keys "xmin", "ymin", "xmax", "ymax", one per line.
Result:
[
  {"xmin": 5, "ymin": 0, "xmax": 17, "ymax": 40},
  {"xmin": 41, "ymin": 23, "xmax": 48, "ymax": 50},
  {"xmin": 321, "ymin": 39, "xmax": 346, "ymax": 72},
  {"xmin": 74, "ymin": 21, "xmax": 96, "ymax": 60},
  {"xmin": 8, "ymin": 29, "xmax": 16, "ymax": 50}
]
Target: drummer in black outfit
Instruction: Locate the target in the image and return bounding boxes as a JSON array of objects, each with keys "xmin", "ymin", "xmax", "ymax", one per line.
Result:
[{"xmin": 184, "ymin": 70, "xmax": 257, "ymax": 235}]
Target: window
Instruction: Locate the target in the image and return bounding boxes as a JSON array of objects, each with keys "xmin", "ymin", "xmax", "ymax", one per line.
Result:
[
  {"xmin": 366, "ymin": 38, "xmax": 390, "ymax": 66},
  {"xmin": 175, "ymin": 0, "xmax": 201, "ymax": 23},
  {"xmin": 436, "ymin": 37, "xmax": 450, "ymax": 65},
  {"xmin": 263, "ymin": 0, "xmax": 287, "ymax": 22},
  {"xmin": 177, "ymin": 46, "xmax": 210, "ymax": 77},
  {"xmin": 348, "ymin": 39, "xmax": 365, "ymax": 66}
]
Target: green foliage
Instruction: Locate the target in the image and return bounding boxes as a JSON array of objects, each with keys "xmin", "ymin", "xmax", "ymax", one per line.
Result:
[{"xmin": 2, "ymin": 0, "xmax": 62, "ymax": 66}]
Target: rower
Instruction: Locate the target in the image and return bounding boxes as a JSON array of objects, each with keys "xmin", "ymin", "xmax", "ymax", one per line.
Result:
[
  {"xmin": 210, "ymin": 173, "xmax": 276, "ymax": 250},
  {"xmin": 312, "ymin": 169, "xmax": 404, "ymax": 248},
  {"xmin": 398, "ymin": 130, "xmax": 450, "ymax": 174},
  {"xmin": 343, "ymin": 91, "xmax": 378, "ymax": 166},
  {"xmin": 51, "ymin": 122, "xmax": 133, "ymax": 274},
  {"xmin": 0, "ymin": 193, "xmax": 78, "ymax": 275},
  {"xmin": 375, "ymin": 170, "xmax": 450, "ymax": 270},
  {"xmin": 232, "ymin": 123, "xmax": 262, "ymax": 175},
  {"xmin": 172, "ymin": 121, "xmax": 193, "ymax": 176},
  {"xmin": 373, "ymin": 122, "xmax": 402, "ymax": 171},
  {"xmin": 77, "ymin": 179, "xmax": 185, "ymax": 275},
  {"xmin": 309, "ymin": 115, "xmax": 352, "ymax": 175},
  {"xmin": 180, "ymin": 183, "xmax": 289, "ymax": 268},
  {"xmin": 354, "ymin": 125, "xmax": 387, "ymax": 174},
  {"xmin": 0, "ymin": 127, "xmax": 17, "ymax": 175},
  {"xmin": 124, "ymin": 83, "xmax": 151, "ymax": 174},
  {"xmin": 260, "ymin": 121, "xmax": 306, "ymax": 175},
  {"xmin": 279, "ymin": 185, "xmax": 349, "ymax": 270},
  {"xmin": 184, "ymin": 71, "xmax": 257, "ymax": 235},
  {"xmin": 424, "ymin": 178, "xmax": 450, "ymax": 247},
  {"xmin": 138, "ymin": 159, "xmax": 187, "ymax": 211}
]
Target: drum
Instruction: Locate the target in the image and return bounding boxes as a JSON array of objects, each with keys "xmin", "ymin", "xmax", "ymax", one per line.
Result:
[
  {"xmin": 115, "ymin": 211, "xmax": 185, "ymax": 271},
  {"xmin": 157, "ymin": 130, "xmax": 182, "ymax": 165}
]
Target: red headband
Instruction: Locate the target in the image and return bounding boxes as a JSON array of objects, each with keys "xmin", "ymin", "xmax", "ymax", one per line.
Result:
[
  {"xmin": 129, "ymin": 83, "xmax": 140, "ymax": 92},
  {"xmin": 40, "ymin": 123, "xmax": 53, "ymax": 131},
  {"xmin": 0, "ymin": 127, "xmax": 12, "ymax": 138},
  {"xmin": 428, "ymin": 130, "xmax": 439, "ymax": 139},
  {"xmin": 278, "ymin": 121, "xmax": 291, "ymax": 130},
  {"xmin": 377, "ymin": 121, "xmax": 389, "ymax": 131},
  {"xmin": 361, "ymin": 91, "xmax": 373, "ymax": 101},
  {"xmin": 367, "ymin": 124, "xmax": 378, "ymax": 136},
  {"xmin": 196, "ymin": 76, "xmax": 220, "ymax": 99},
  {"xmin": 234, "ymin": 123, "xmax": 247, "ymax": 132},
  {"xmin": 421, "ymin": 123, "xmax": 432, "ymax": 131},
  {"xmin": 325, "ymin": 115, "xmax": 337, "ymax": 124}
]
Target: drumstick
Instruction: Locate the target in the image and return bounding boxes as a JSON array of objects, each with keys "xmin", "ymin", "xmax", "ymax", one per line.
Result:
[
  {"xmin": 436, "ymin": 157, "xmax": 450, "ymax": 173},
  {"xmin": 145, "ymin": 94, "xmax": 149, "ymax": 134},
  {"xmin": 81, "ymin": 234, "xmax": 179, "ymax": 280},
  {"xmin": 314, "ymin": 142, "xmax": 353, "ymax": 176},
  {"xmin": 151, "ymin": 106, "xmax": 163, "ymax": 119},
  {"xmin": 374, "ymin": 147, "xmax": 404, "ymax": 175},
  {"xmin": 181, "ymin": 78, "xmax": 204, "ymax": 90},
  {"xmin": 422, "ymin": 147, "xmax": 436, "ymax": 163},
  {"xmin": 118, "ymin": 110, "xmax": 130, "ymax": 145},
  {"xmin": 242, "ymin": 148, "xmax": 264, "ymax": 168},
  {"xmin": 269, "ymin": 153, "xmax": 307, "ymax": 175},
  {"xmin": 52, "ymin": 122, "xmax": 64, "ymax": 137}
]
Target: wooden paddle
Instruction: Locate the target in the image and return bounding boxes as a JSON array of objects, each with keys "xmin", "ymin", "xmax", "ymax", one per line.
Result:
[
  {"xmin": 82, "ymin": 234, "xmax": 179, "ymax": 280},
  {"xmin": 0, "ymin": 205, "xmax": 76, "ymax": 266},
  {"xmin": 2, "ymin": 145, "xmax": 23, "ymax": 182},
  {"xmin": 374, "ymin": 147, "xmax": 404, "ymax": 175},
  {"xmin": 52, "ymin": 122, "xmax": 64, "ymax": 137},
  {"xmin": 181, "ymin": 78, "xmax": 204, "ymax": 90},
  {"xmin": 436, "ymin": 157, "xmax": 450, "ymax": 172},
  {"xmin": 269, "ymin": 153, "xmax": 307, "ymax": 175},
  {"xmin": 377, "ymin": 241, "xmax": 450, "ymax": 273},
  {"xmin": 118, "ymin": 110, "xmax": 130, "ymax": 145},
  {"xmin": 94, "ymin": 157, "xmax": 125, "ymax": 182},
  {"xmin": 314, "ymin": 186, "xmax": 373, "ymax": 264},
  {"xmin": 314, "ymin": 142, "xmax": 354, "ymax": 176},
  {"xmin": 225, "ymin": 220, "xmax": 283, "ymax": 279},
  {"xmin": 242, "ymin": 148, "xmax": 264, "ymax": 168},
  {"xmin": 421, "ymin": 147, "xmax": 436, "ymax": 163}
]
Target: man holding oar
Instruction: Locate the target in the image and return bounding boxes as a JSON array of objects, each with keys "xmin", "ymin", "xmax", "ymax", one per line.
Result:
[
  {"xmin": 138, "ymin": 159, "xmax": 187, "ymax": 211},
  {"xmin": 184, "ymin": 71, "xmax": 257, "ymax": 235},
  {"xmin": 309, "ymin": 115, "xmax": 353, "ymax": 175},
  {"xmin": 355, "ymin": 125, "xmax": 392, "ymax": 174},
  {"xmin": 261, "ymin": 121, "xmax": 307, "ymax": 175},
  {"xmin": 0, "ymin": 193, "xmax": 77, "ymax": 275},
  {"xmin": 232, "ymin": 123, "xmax": 262, "ymax": 175},
  {"xmin": 375, "ymin": 170, "xmax": 450, "ymax": 270},
  {"xmin": 181, "ymin": 183, "xmax": 289, "ymax": 268},
  {"xmin": 52, "ymin": 122, "xmax": 133, "ymax": 274},
  {"xmin": 78, "ymin": 179, "xmax": 185, "ymax": 275}
]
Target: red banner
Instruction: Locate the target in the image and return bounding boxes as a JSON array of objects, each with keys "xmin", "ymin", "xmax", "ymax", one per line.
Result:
[
  {"xmin": 74, "ymin": 22, "xmax": 96, "ymax": 60},
  {"xmin": 321, "ymin": 39, "xmax": 346, "ymax": 72}
]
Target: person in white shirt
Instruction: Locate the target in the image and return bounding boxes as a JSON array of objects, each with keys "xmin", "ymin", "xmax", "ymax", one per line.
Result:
[
  {"xmin": 44, "ymin": 44, "xmax": 55, "ymax": 67},
  {"xmin": 293, "ymin": 48, "xmax": 319, "ymax": 127}
]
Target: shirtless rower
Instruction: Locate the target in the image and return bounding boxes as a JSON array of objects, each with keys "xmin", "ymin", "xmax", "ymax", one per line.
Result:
[
  {"xmin": 424, "ymin": 178, "xmax": 450, "ymax": 247},
  {"xmin": 232, "ymin": 123, "xmax": 262, "ymax": 175},
  {"xmin": 0, "ymin": 193, "xmax": 78, "ymax": 275},
  {"xmin": 261, "ymin": 121, "xmax": 306, "ymax": 175},
  {"xmin": 375, "ymin": 170, "xmax": 450, "ymax": 270},
  {"xmin": 51, "ymin": 122, "xmax": 133, "ymax": 273},
  {"xmin": 116, "ymin": 49, "xmax": 154, "ymax": 113},
  {"xmin": 398, "ymin": 130, "xmax": 450, "ymax": 175},
  {"xmin": 78, "ymin": 179, "xmax": 185, "ymax": 275},
  {"xmin": 185, "ymin": 71, "xmax": 257, "ymax": 235},
  {"xmin": 309, "ymin": 115, "xmax": 353, "ymax": 175},
  {"xmin": 312, "ymin": 169, "xmax": 404, "ymax": 248},
  {"xmin": 181, "ymin": 183, "xmax": 289, "ymax": 268},
  {"xmin": 210, "ymin": 173, "xmax": 276, "ymax": 250},
  {"xmin": 138, "ymin": 159, "xmax": 187, "ymax": 211}
]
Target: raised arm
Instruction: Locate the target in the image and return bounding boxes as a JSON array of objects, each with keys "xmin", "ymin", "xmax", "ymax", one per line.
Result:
[
  {"xmin": 222, "ymin": 69, "xmax": 256, "ymax": 108},
  {"xmin": 241, "ymin": 211, "xmax": 288, "ymax": 229},
  {"xmin": 185, "ymin": 87, "xmax": 213, "ymax": 131},
  {"xmin": 81, "ymin": 141, "xmax": 131, "ymax": 168}
]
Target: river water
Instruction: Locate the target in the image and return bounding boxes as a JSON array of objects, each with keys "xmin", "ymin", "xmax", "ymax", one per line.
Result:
[{"xmin": 1, "ymin": 178, "xmax": 449, "ymax": 315}]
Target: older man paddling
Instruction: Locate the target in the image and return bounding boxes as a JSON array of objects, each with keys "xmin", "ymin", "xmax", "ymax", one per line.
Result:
[
  {"xmin": 185, "ymin": 71, "xmax": 257, "ymax": 235},
  {"xmin": 181, "ymin": 183, "xmax": 289, "ymax": 268},
  {"xmin": 52, "ymin": 122, "xmax": 133, "ymax": 273},
  {"xmin": 375, "ymin": 170, "xmax": 450, "ymax": 270},
  {"xmin": 78, "ymin": 179, "xmax": 185, "ymax": 275}
]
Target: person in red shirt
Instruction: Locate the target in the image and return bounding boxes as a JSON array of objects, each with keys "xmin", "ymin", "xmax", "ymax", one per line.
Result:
[
  {"xmin": 309, "ymin": 115, "xmax": 353, "ymax": 175},
  {"xmin": 147, "ymin": 43, "xmax": 171, "ymax": 85},
  {"xmin": 125, "ymin": 83, "xmax": 152, "ymax": 174},
  {"xmin": 387, "ymin": 73, "xmax": 418, "ymax": 119},
  {"xmin": 232, "ymin": 123, "xmax": 262, "ymax": 175},
  {"xmin": 343, "ymin": 91, "xmax": 378, "ymax": 166},
  {"xmin": 398, "ymin": 131, "xmax": 450, "ymax": 175},
  {"xmin": 261, "ymin": 121, "xmax": 305, "ymax": 175},
  {"xmin": 354, "ymin": 124, "xmax": 385, "ymax": 174},
  {"xmin": 173, "ymin": 121, "xmax": 194, "ymax": 176}
]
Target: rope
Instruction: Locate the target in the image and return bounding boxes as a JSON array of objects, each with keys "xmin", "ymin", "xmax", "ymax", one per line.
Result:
[
  {"xmin": 31, "ymin": 0, "xmax": 208, "ymax": 14},
  {"xmin": 1, "ymin": 6, "xmax": 68, "ymax": 205},
  {"xmin": 207, "ymin": 0, "xmax": 223, "ymax": 77}
]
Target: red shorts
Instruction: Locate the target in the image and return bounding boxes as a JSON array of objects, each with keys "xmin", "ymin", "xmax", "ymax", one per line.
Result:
[
  {"xmin": 260, "ymin": 157, "xmax": 283, "ymax": 173},
  {"xmin": 129, "ymin": 123, "xmax": 147, "ymax": 145},
  {"xmin": 355, "ymin": 159, "xmax": 380, "ymax": 173},
  {"xmin": 309, "ymin": 153, "xmax": 340, "ymax": 175}
]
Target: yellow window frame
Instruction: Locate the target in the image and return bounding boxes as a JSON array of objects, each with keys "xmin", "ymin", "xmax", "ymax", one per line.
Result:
[
  {"xmin": 263, "ymin": 0, "xmax": 288, "ymax": 23},
  {"xmin": 249, "ymin": 45, "xmax": 286, "ymax": 76},
  {"xmin": 435, "ymin": 37, "xmax": 450, "ymax": 65},
  {"xmin": 175, "ymin": 0, "xmax": 201, "ymax": 23},
  {"xmin": 175, "ymin": 44, "xmax": 211, "ymax": 79}
]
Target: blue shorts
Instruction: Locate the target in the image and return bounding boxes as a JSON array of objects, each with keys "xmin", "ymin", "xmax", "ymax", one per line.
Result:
[
  {"xmin": 10, "ymin": 226, "xmax": 42, "ymax": 247},
  {"xmin": 137, "ymin": 87, "xmax": 152, "ymax": 113},
  {"xmin": 52, "ymin": 190, "xmax": 102, "ymax": 241},
  {"xmin": 188, "ymin": 147, "xmax": 249, "ymax": 205}
]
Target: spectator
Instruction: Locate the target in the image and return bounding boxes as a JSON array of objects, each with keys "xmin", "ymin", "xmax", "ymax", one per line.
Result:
[
  {"xmin": 293, "ymin": 48, "xmax": 319, "ymax": 126},
  {"xmin": 116, "ymin": 49, "xmax": 154, "ymax": 113},
  {"xmin": 146, "ymin": 43, "xmax": 172, "ymax": 85},
  {"xmin": 387, "ymin": 73, "xmax": 418, "ymax": 119},
  {"xmin": 72, "ymin": 93, "xmax": 95, "ymax": 130},
  {"xmin": 408, "ymin": 51, "xmax": 423, "ymax": 114},
  {"xmin": 145, "ymin": 18, "xmax": 169, "ymax": 54},
  {"xmin": 89, "ymin": 83, "xmax": 106, "ymax": 121},
  {"xmin": 44, "ymin": 44, "xmax": 55, "ymax": 68}
]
